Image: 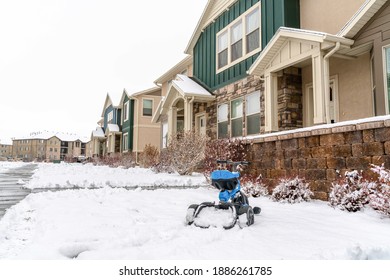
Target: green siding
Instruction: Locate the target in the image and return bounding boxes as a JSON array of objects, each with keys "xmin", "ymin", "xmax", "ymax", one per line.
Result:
[
  {"xmin": 193, "ymin": 0, "xmax": 300, "ymax": 91},
  {"xmin": 121, "ymin": 95, "xmax": 135, "ymax": 151}
]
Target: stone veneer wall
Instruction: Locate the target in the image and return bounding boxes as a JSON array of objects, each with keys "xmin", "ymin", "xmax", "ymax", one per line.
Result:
[{"xmin": 249, "ymin": 118, "xmax": 390, "ymax": 200}]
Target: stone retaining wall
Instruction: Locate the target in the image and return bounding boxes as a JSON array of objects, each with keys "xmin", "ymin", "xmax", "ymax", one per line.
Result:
[{"xmin": 248, "ymin": 118, "xmax": 390, "ymax": 200}]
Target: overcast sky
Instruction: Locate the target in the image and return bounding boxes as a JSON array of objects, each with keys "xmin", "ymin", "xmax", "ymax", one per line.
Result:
[{"xmin": 0, "ymin": 0, "xmax": 208, "ymax": 143}]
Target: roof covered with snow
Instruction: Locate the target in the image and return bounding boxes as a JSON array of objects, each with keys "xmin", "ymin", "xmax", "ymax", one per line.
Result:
[
  {"xmin": 91, "ymin": 127, "xmax": 105, "ymax": 138},
  {"xmin": 171, "ymin": 74, "xmax": 213, "ymax": 98},
  {"xmin": 13, "ymin": 131, "xmax": 89, "ymax": 143},
  {"xmin": 105, "ymin": 124, "xmax": 120, "ymax": 134}
]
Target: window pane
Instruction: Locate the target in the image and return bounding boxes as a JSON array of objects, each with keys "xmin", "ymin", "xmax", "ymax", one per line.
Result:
[
  {"xmin": 218, "ymin": 121, "xmax": 229, "ymax": 139},
  {"xmin": 247, "ymin": 114, "xmax": 260, "ymax": 135},
  {"xmin": 231, "ymin": 21, "xmax": 242, "ymax": 44},
  {"xmin": 246, "ymin": 29, "xmax": 260, "ymax": 53},
  {"xmin": 231, "ymin": 99, "xmax": 243, "ymax": 119},
  {"xmin": 246, "ymin": 9, "xmax": 259, "ymax": 34},
  {"xmin": 218, "ymin": 31, "xmax": 228, "ymax": 52},
  {"xmin": 218, "ymin": 49, "xmax": 228, "ymax": 68},
  {"xmin": 386, "ymin": 48, "xmax": 390, "ymax": 111},
  {"xmin": 218, "ymin": 104, "xmax": 228, "ymax": 122},
  {"xmin": 143, "ymin": 99, "xmax": 153, "ymax": 116},
  {"xmin": 246, "ymin": 91, "xmax": 260, "ymax": 115},
  {"xmin": 231, "ymin": 40, "xmax": 242, "ymax": 62},
  {"xmin": 231, "ymin": 118, "xmax": 243, "ymax": 137}
]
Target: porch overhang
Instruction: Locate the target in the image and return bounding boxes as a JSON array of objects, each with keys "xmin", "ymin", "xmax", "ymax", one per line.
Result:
[
  {"xmin": 154, "ymin": 74, "xmax": 215, "ymax": 119},
  {"xmin": 248, "ymin": 27, "xmax": 354, "ymax": 77},
  {"xmin": 104, "ymin": 124, "xmax": 122, "ymax": 137}
]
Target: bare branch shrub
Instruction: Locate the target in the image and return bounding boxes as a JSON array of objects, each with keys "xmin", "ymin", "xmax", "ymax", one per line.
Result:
[
  {"xmin": 156, "ymin": 130, "xmax": 208, "ymax": 175},
  {"xmin": 139, "ymin": 144, "xmax": 159, "ymax": 168}
]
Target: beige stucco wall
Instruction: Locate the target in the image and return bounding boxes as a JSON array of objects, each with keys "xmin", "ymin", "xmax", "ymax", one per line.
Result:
[
  {"xmin": 302, "ymin": 53, "xmax": 373, "ymax": 123},
  {"xmin": 300, "ymin": 0, "xmax": 366, "ymax": 34}
]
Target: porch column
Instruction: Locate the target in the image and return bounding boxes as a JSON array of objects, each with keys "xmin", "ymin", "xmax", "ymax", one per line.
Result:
[
  {"xmin": 168, "ymin": 107, "xmax": 177, "ymax": 137},
  {"xmin": 264, "ymin": 72, "xmax": 278, "ymax": 132},
  {"xmin": 184, "ymin": 98, "xmax": 193, "ymax": 132},
  {"xmin": 312, "ymin": 51, "xmax": 326, "ymax": 124}
]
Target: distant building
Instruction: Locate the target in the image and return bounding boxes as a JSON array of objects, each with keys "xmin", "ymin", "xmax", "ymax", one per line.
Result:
[
  {"xmin": 12, "ymin": 131, "xmax": 90, "ymax": 162},
  {"xmin": 0, "ymin": 140, "xmax": 12, "ymax": 159}
]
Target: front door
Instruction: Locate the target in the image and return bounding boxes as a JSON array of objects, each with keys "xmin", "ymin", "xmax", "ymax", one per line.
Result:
[{"xmin": 196, "ymin": 114, "xmax": 207, "ymax": 136}]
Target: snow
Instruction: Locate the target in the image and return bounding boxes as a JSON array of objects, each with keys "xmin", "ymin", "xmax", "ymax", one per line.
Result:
[
  {"xmin": 173, "ymin": 74, "xmax": 212, "ymax": 97},
  {"xmin": 0, "ymin": 162, "xmax": 28, "ymax": 173},
  {"xmin": 25, "ymin": 163, "xmax": 208, "ymax": 190},
  {"xmin": 91, "ymin": 127, "xmax": 105, "ymax": 138},
  {"xmin": 0, "ymin": 162, "xmax": 390, "ymax": 260}
]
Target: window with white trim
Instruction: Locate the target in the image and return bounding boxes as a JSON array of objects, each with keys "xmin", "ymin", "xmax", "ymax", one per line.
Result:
[
  {"xmin": 246, "ymin": 91, "xmax": 260, "ymax": 135},
  {"xmin": 143, "ymin": 99, "xmax": 153, "ymax": 116},
  {"xmin": 123, "ymin": 101, "xmax": 129, "ymax": 122},
  {"xmin": 384, "ymin": 46, "xmax": 390, "ymax": 113},
  {"xmin": 123, "ymin": 133, "xmax": 128, "ymax": 151},
  {"xmin": 107, "ymin": 111, "xmax": 113, "ymax": 124},
  {"xmin": 217, "ymin": 103, "xmax": 229, "ymax": 139},
  {"xmin": 231, "ymin": 98, "xmax": 243, "ymax": 137},
  {"xmin": 216, "ymin": 3, "xmax": 261, "ymax": 72}
]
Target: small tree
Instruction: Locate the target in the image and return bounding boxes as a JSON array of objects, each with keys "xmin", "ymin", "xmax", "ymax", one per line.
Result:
[{"xmin": 241, "ymin": 174, "xmax": 269, "ymax": 197}]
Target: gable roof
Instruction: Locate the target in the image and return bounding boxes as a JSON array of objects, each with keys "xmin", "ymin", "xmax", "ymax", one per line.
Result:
[
  {"xmin": 185, "ymin": 0, "xmax": 238, "ymax": 55},
  {"xmin": 154, "ymin": 56, "xmax": 192, "ymax": 85},
  {"xmin": 248, "ymin": 27, "xmax": 354, "ymax": 77},
  {"xmin": 338, "ymin": 0, "xmax": 388, "ymax": 38}
]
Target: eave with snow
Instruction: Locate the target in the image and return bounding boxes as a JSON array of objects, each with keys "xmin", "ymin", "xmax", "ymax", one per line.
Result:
[{"xmin": 153, "ymin": 74, "xmax": 214, "ymax": 136}]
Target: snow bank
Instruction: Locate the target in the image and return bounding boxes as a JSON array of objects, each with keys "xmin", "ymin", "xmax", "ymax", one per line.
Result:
[
  {"xmin": 0, "ymin": 162, "xmax": 28, "ymax": 173},
  {"xmin": 26, "ymin": 163, "xmax": 208, "ymax": 190},
  {"xmin": 1, "ymin": 187, "xmax": 389, "ymax": 260}
]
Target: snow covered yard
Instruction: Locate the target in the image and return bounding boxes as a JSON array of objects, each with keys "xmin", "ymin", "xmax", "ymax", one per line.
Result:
[{"xmin": 0, "ymin": 162, "xmax": 390, "ymax": 260}]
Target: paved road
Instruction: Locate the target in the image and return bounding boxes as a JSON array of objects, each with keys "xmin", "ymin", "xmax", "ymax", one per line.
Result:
[{"xmin": 0, "ymin": 164, "xmax": 37, "ymax": 218}]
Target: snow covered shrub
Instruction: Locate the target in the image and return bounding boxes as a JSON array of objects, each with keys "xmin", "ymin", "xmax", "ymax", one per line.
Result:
[
  {"xmin": 203, "ymin": 138, "xmax": 250, "ymax": 181},
  {"xmin": 139, "ymin": 144, "xmax": 159, "ymax": 168},
  {"xmin": 271, "ymin": 177, "xmax": 312, "ymax": 203},
  {"xmin": 157, "ymin": 130, "xmax": 208, "ymax": 175},
  {"xmin": 241, "ymin": 174, "xmax": 269, "ymax": 197},
  {"xmin": 329, "ymin": 170, "xmax": 375, "ymax": 212},
  {"xmin": 370, "ymin": 164, "xmax": 390, "ymax": 217},
  {"xmin": 93, "ymin": 153, "xmax": 135, "ymax": 169}
]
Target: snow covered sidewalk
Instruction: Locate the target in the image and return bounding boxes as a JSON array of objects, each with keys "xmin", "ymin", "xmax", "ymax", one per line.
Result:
[{"xmin": 0, "ymin": 162, "xmax": 390, "ymax": 260}]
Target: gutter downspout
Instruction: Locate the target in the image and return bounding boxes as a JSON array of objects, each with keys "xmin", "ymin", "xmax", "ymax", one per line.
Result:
[
  {"xmin": 323, "ymin": 42, "xmax": 341, "ymax": 124},
  {"xmin": 188, "ymin": 96, "xmax": 195, "ymax": 131}
]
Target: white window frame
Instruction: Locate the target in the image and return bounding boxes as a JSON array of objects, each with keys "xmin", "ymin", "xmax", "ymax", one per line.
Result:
[
  {"xmin": 217, "ymin": 103, "xmax": 229, "ymax": 139},
  {"xmin": 245, "ymin": 91, "xmax": 261, "ymax": 135},
  {"xmin": 230, "ymin": 98, "xmax": 243, "ymax": 137},
  {"xmin": 123, "ymin": 101, "xmax": 129, "ymax": 122},
  {"xmin": 142, "ymin": 98, "xmax": 153, "ymax": 117},
  {"xmin": 107, "ymin": 111, "xmax": 113, "ymax": 123},
  {"xmin": 123, "ymin": 133, "xmax": 129, "ymax": 152},
  {"xmin": 382, "ymin": 45, "xmax": 390, "ymax": 114},
  {"xmin": 216, "ymin": 3, "xmax": 261, "ymax": 74}
]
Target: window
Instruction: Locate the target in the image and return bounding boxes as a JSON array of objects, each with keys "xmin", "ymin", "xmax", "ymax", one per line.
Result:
[
  {"xmin": 107, "ymin": 111, "xmax": 113, "ymax": 123},
  {"xmin": 217, "ymin": 31, "xmax": 228, "ymax": 69},
  {"xmin": 384, "ymin": 47, "xmax": 390, "ymax": 112},
  {"xmin": 217, "ymin": 104, "xmax": 229, "ymax": 139},
  {"xmin": 246, "ymin": 8, "xmax": 260, "ymax": 53},
  {"xmin": 246, "ymin": 91, "xmax": 260, "ymax": 135},
  {"xmin": 216, "ymin": 4, "xmax": 261, "ymax": 72},
  {"xmin": 123, "ymin": 101, "xmax": 129, "ymax": 121},
  {"xmin": 231, "ymin": 21, "xmax": 243, "ymax": 62},
  {"xmin": 143, "ymin": 99, "xmax": 153, "ymax": 116},
  {"xmin": 231, "ymin": 98, "xmax": 243, "ymax": 137},
  {"xmin": 123, "ymin": 133, "xmax": 128, "ymax": 151}
]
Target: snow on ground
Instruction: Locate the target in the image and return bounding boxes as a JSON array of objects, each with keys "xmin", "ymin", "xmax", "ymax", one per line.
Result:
[
  {"xmin": 0, "ymin": 162, "xmax": 28, "ymax": 173},
  {"xmin": 25, "ymin": 163, "xmax": 208, "ymax": 189},
  {"xmin": 0, "ymin": 163, "xmax": 390, "ymax": 260}
]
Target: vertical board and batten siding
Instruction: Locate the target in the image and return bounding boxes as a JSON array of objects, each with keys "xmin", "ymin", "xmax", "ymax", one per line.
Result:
[
  {"xmin": 354, "ymin": 1, "xmax": 390, "ymax": 116},
  {"xmin": 193, "ymin": 0, "xmax": 300, "ymax": 92},
  {"xmin": 121, "ymin": 95, "xmax": 135, "ymax": 151},
  {"xmin": 103, "ymin": 106, "xmax": 122, "ymax": 130}
]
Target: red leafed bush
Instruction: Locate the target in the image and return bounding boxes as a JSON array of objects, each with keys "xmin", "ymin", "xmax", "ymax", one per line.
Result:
[
  {"xmin": 370, "ymin": 164, "xmax": 390, "ymax": 217},
  {"xmin": 241, "ymin": 174, "xmax": 269, "ymax": 197},
  {"xmin": 271, "ymin": 177, "xmax": 313, "ymax": 203},
  {"xmin": 329, "ymin": 170, "xmax": 375, "ymax": 212}
]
